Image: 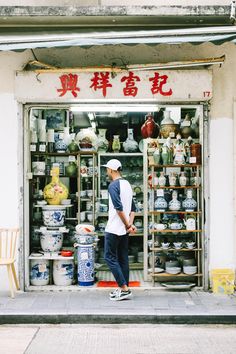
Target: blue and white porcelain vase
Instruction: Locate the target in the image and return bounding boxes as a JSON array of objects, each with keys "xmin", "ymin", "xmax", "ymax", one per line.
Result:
[
  {"xmin": 77, "ymin": 244, "xmax": 95, "ymax": 286},
  {"xmin": 154, "ymin": 195, "xmax": 168, "ymax": 212},
  {"xmin": 40, "ymin": 230, "xmax": 63, "ymax": 252},
  {"xmin": 53, "ymin": 259, "xmax": 74, "ymax": 286},
  {"xmin": 30, "ymin": 259, "xmax": 50, "ymax": 286},
  {"xmin": 55, "ymin": 132, "xmax": 67, "ymax": 153},
  {"xmin": 169, "ymin": 190, "xmax": 181, "ymax": 211},
  {"xmin": 182, "ymin": 189, "xmax": 197, "ymax": 211}
]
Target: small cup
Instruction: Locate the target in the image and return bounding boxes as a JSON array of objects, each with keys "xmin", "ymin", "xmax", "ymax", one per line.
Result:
[
  {"xmin": 186, "ymin": 242, "xmax": 195, "ymax": 249},
  {"xmin": 87, "ymin": 213, "xmax": 93, "ymax": 222},
  {"xmin": 161, "ymin": 242, "xmax": 170, "ymax": 249}
]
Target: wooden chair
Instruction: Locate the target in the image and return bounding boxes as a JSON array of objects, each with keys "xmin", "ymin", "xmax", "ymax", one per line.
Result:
[{"xmin": 0, "ymin": 228, "xmax": 20, "ymax": 298}]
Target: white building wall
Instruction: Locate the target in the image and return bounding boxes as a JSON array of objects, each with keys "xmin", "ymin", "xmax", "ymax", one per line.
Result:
[{"xmin": 0, "ymin": 41, "xmax": 235, "ymax": 291}]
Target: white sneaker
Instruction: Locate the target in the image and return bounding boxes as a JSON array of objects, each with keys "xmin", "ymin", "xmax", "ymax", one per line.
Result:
[
  {"xmin": 110, "ymin": 289, "xmax": 132, "ymax": 301},
  {"xmin": 109, "ymin": 288, "xmax": 119, "ymax": 298}
]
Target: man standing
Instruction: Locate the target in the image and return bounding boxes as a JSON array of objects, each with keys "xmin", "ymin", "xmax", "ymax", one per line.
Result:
[{"xmin": 102, "ymin": 159, "xmax": 136, "ymax": 301}]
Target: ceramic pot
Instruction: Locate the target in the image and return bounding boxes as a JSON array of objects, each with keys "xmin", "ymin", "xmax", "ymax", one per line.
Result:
[
  {"xmin": 65, "ymin": 161, "xmax": 77, "ymax": 177},
  {"xmin": 180, "ymin": 114, "xmax": 194, "ymax": 138},
  {"xmin": 43, "ymin": 166, "xmax": 68, "ymax": 205},
  {"xmin": 158, "ymin": 172, "xmax": 166, "ymax": 186},
  {"xmin": 40, "ymin": 230, "xmax": 63, "ymax": 252},
  {"xmin": 141, "ymin": 113, "xmax": 160, "ymax": 138},
  {"xmin": 53, "ymin": 259, "xmax": 74, "ymax": 286},
  {"xmin": 42, "ymin": 205, "xmax": 66, "ymax": 227},
  {"xmin": 30, "ymin": 259, "xmax": 49, "ymax": 286},
  {"xmin": 160, "ymin": 111, "xmax": 180, "ymax": 138},
  {"xmin": 154, "ymin": 196, "xmax": 168, "ymax": 211},
  {"xmin": 68, "ymin": 134, "xmax": 79, "ymax": 153},
  {"xmin": 179, "ymin": 172, "xmax": 187, "ymax": 186}
]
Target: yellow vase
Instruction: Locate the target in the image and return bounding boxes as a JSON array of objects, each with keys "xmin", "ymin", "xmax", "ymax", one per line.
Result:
[{"xmin": 43, "ymin": 166, "xmax": 68, "ymax": 205}]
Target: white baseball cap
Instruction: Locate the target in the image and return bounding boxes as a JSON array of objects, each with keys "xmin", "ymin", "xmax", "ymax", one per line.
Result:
[{"xmin": 102, "ymin": 159, "xmax": 122, "ymax": 171}]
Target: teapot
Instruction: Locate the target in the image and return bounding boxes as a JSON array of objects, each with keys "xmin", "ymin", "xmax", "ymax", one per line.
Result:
[
  {"xmin": 184, "ymin": 216, "xmax": 196, "ymax": 230},
  {"xmin": 169, "ymin": 221, "xmax": 183, "ymax": 230}
]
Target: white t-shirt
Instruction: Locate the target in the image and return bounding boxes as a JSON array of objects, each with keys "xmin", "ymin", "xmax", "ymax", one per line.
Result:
[{"xmin": 105, "ymin": 178, "xmax": 136, "ymax": 236}]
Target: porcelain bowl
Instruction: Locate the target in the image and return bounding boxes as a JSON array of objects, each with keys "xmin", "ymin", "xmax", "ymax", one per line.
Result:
[
  {"xmin": 183, "ymin": 266, "xmax": 197, "ymax": 275},
  {"xmin": 166, "ymin": 267, "xmax": 181, "ymax": 275}
]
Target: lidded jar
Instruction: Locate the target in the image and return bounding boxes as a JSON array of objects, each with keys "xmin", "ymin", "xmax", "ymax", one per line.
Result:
[
  {"xmin": 154, "ymin": 192, "xmax": 168, "ymax": 212},
  {"xmin": 141, "ymin": 113, "xmax": 160, "ymax": 138},
  {"xmin": 169, "ymin": 190, "xmax": 181, "ymax": 211}
]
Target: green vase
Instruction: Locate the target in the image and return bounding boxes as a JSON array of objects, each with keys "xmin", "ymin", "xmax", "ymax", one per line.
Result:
[{"xmin": 65, "ymin": 161, "xmax": 77, "ymax": 177}]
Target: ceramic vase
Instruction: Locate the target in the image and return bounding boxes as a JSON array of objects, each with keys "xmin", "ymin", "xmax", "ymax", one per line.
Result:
[
  {"xmin": 65, "ymin": 161, "xmax": 77, "ymax": 177},
  {"xmin": 68, "ymin": 133, "xmax": 79, "ymax": 153},
  {"xmin": 180, "ymin": 113, "xmax": 194, "ymax": 138},
  {"xmin": 154, "ymin": 195, "xmax": 168, "ymax": 211},
  {"xmin": 161, "ymin": 145, "xmax": 169, "ymax": 165},
  {"xmin": 43, "ymin": 166, "xmax": 68, "ymax": 205},
  {"xmin": 182, "ymin": 189, "xmax": 197, "ymax": 211},
  {"xmin": 169, "ymin": 172, "xmax": 176, "ymax": 187},
  {"xmin": 97, "ymin": 128, "xmax": 109, "ymax": 152},
  {"xmin": 55, "ymin": 132, "xmax": 67, "ymax": 153},
  {"xmin": 77, "ymin": 244, "xmax": 95, "ymax": 286},
  {"xmin": 53, "ymin": 259, "xmax": 74, "ymax": 286},
  {"xmin": 153, "ymin": 148, "xmax": 161, "ymax": 165},
  {"xmin": 169, "ymin": 190, "xmax": 181, "ymax": 211},
  {"xmin": 123, "ymin": 128, "xmax": 139, "ymax": 152},
  {"xmin": 112, "ymin": 135, "xmax": 121, "ymax": 153},
  {"xmin": 158, "ymin": 172, "xmax": 166, "ymax": 187},
  {"xmin": 141, "ymin": 113, "xmax": 160, "ymax": 138},
  {"xmin": 179, "ymin": 172, "xmax": 187, "ymax": 186},
  {"xmin": 76, "ymin": 128, "xmax": 98, "ymax": 151}
]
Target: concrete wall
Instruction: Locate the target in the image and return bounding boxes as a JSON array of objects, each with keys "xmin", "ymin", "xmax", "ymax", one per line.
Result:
[
  {"xmin": 0, "ymin": 1, "xmax": 231, "ymax": 7},
  {"xmin": 0, "ymin": 41, "xmax": 235, "ymax": 291}
]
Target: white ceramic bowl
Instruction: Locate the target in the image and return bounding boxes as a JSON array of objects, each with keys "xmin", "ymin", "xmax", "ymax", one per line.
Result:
[
  {"xmin": 61, "ymin": 199, "xmax": 71, "ymax": 205},
  {"xmin": 183, "ymin": 266, "xmax": 197, "ymax": 275},
  {"xmin": 166, "ymin": 267, "xmax": 181, "ymax": 275}
]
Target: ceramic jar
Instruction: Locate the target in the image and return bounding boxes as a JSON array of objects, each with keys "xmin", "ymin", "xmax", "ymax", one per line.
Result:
[
  {"xmin": 112, "ymin": 135, "xmax": 121, "ymax": 153},
  {"xmin": 154, "ymin": 195, "xmax": 168, "ymax": 211},
  {"xmin": 141, "ymin": 113, "xmax": 160, "ymax": 138},
  {"xmin": 40, "ymin": 230, "xmax": 64, "ymax": 252},
  {"xmin": 180, "ymin": 113, "xmax": 194, "ymax": 138},
  {"xmin": 55, "ymin": 132, "xmax": 67, "ymax": 153},
  {"xmin": 169, "ymin": 172, "xmax": 177, "ymax": 187},
  {"xmin": 179, "ymin": 172, "xmax": 187, "ymax": 186},
  {"xmin": 68, "ymin": 133, "xmax": 79, "ymax": 153},
  {"xmin": 65, "ymin": 161, "xmax": 77, "ymax": 177},
  {"xmin": 182, "ymin": 189, "xmax": 197, "ymax": 211},
  {"xmin": 53, "ymin": 259, "xmax": 74, "ymax": 286},
  {"xmin": 123, "ymin": 128, "xmax": 139, "ymax": 152},
  {"xmin": 169, "ymin": 190, "xmax": 181, "ymax": 211},
  {"xmin": 43, "ymin": 166, "xmax": 68, "ymax": 205},
  {"xmin": 97, "ymin": 128, "xmax": 109, "ymax": 152},
  {"xmin": 30, "ymin": 259, "xmax": 50, "ymax": 286}
]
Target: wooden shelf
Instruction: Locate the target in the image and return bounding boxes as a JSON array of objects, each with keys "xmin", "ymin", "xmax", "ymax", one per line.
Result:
[
  {"xmin": 150, "ymin": 248, "xmax": 202, "ymax": 252},
  {"xmin": 31, "ymin": 151, "xmax": 97, "ymax": 156},
  {"xmin": 99, "ymin": 262, "xmax": 143, "ymax": 271},
  {"xmin": 149, "ymin": 164, "xmax": 201, "ymax": 168},
  {"xmin": 150, "ymin": 186, "xmax": 200, "ymax": 189},
  {"xmin": 149, "ymin": 229, "xmax": 202, "ymax": 233},
  {"xmin": 97, "ymin": 232, "xmax": 143, "ymax": 237},
  {"xmin": 149, "ymin": 211, "xmax": 201, "ymax": 214},
  {"xmin": 150, "ymin": 273, "xmax": 202, "ymax": 277}
]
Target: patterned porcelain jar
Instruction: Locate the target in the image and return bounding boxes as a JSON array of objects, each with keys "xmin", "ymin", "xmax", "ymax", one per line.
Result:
[
  {"xmin": 42, "ymin": 205, "xmax": 66, "ymax": 227},
  {"xmin": 40, "ymin": 230, "xmax": 63, "ymax": 252},
  {"xmin": 154, "ymin": 195, "xmax": 168, "ymax": 212},
  {"xmin": 77, "ymin": 244, "xmax": 95, "ymax": 286},
  {"xmin": 53, "ymin": 259, "xmax": 74, "ymax": 286},
  {"xmin": 169, "ymin": 190, "xmax": 181, "ymax": 211},
  {"xmin": 182, "ymin": 189, "xmax": 197, "ymax": 211},
  {"xmin": 55, "ymin": 132, "xmax": 68, "ymax": 153},
  {"xmin": 30, "ymin": 259, "xmax": 50, "ymax": 286},
  {"xmin": 43, "ymin": 167, "xmax": 68, "ymax": 205}
]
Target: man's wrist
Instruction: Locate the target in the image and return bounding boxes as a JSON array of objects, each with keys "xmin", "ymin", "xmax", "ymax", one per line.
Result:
[{"xmin": 126, "ymin": 224, "xmax": 132, "ymax": 230}]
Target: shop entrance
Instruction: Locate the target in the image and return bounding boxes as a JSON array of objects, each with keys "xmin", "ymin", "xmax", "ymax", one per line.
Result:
[{"xmin": 23, "ymin": 102, "xmax": 207, "ymax": 291}]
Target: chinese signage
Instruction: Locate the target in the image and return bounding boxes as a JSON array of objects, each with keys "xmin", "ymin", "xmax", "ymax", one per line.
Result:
[{"xmin": 15, "ymin": 70, "xmax": 212, "ymax": 102}]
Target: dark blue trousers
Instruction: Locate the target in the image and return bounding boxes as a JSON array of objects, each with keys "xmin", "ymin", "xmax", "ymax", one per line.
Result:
[{"xmin": 104, "ymin": 232, "xmax": 129, "ymax": 287}]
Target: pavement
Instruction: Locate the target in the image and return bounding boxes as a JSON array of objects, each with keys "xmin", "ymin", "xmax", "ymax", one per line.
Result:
[
  {"xmin": 1, "ymin": 288, "xmax": 236, "ymax": 324},
  {"xmin": 2, "ymin": 324, "xmax": 236, "ymax": 354}
]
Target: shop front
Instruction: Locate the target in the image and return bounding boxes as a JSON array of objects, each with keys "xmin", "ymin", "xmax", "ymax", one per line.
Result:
[{"xmin": 14, "ymin": 67, "xmax": 211, "ymax": 291}]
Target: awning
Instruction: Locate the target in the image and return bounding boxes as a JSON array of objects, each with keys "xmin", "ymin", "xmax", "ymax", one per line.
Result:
[{"xmin": 1, "ymin": 26, "xmax": 236, "ymax": 51}]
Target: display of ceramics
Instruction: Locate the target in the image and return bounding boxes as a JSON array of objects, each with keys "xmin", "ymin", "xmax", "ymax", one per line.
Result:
[
  {"xmin": 141, "ymin": 113, "xmax": 160, "ymax": 138},
  {"xmin": 77, "ymin": 244, "xmax": 95, "ymax": 286},
  {"xmin": 30, "ymin": 259, "xmax": 50, "ymax": 286},
  {"xmin": 43, "ymin": 166, "xmax": 68, "ymax": 205},
  {"xmin": 53, "ymin": 259, "xmax": 74, "ymax": 286},
  {"xmin": 112, "ymin": 135, "xmax": 121, "ymax": 152},
  {"xmin": 123, "ymin": 128, "xmax": 139, "ymax": 152},
  {"xmin": 39, "ymin": 230, "xmax": 64, "ymax": 252},
  {"xmin": 75, "ymin": 128, "xmax": 98, "ymax": 151},
  {"xmin": 169, "ymin": 190, "xmax": 181, "ymax": 211},
  {"xmin": 160, "ymin": 110, "xmax": 180, "ymax": 139},
  {"xmin": 182, "ymin": 189, "xmax": 197, "ymax": 211},
  {"xmin": 42, "ymin": 205, "xmax": 66, "ymax": 227},
  {"xmin": 97, "ymin": 128, "xmax": 109, "ymax": 152}
]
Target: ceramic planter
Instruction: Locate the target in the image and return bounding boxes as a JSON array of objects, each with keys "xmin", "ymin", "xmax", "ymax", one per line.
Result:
[
  {"xmin": 42, "ymin": 206, "xmax": 66, "ymax": 227},
  {"xmin": 40, "ymin": 230, "xmax": 64, "ymax": 252},
  {"xmin": 53, "ymin": 259, "xmax": 74, "ymax": 286},
  {"xmin": 30, "ymin": 259, "xmax": 50, "ymax": 286}
]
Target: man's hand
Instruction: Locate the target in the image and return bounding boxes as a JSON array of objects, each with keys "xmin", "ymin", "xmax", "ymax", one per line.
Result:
[{"xmin": 127, "ymin": 224, "xmax": 137, "ymax": 234}]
